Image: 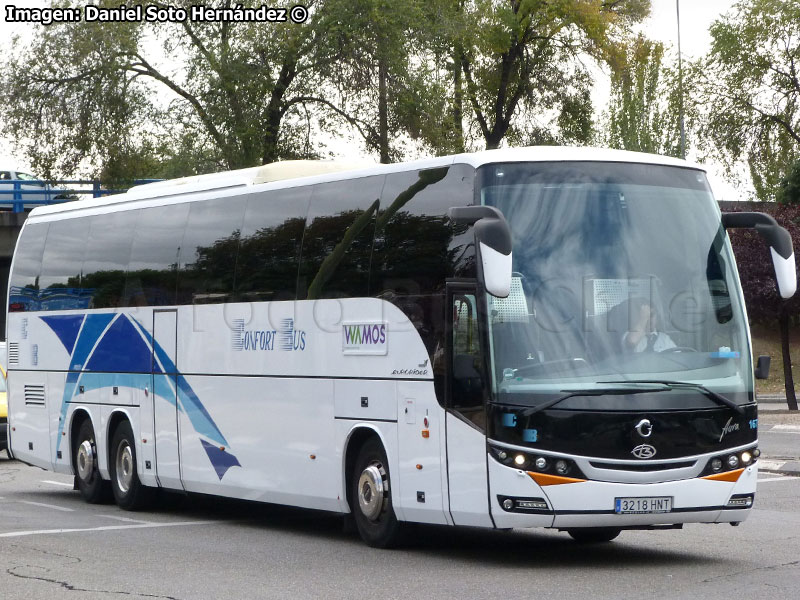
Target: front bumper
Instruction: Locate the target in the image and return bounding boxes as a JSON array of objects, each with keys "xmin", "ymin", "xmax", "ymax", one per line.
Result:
[{"xmin": 489, "ymin": 448, "xmax": 758, "ymax": 530}]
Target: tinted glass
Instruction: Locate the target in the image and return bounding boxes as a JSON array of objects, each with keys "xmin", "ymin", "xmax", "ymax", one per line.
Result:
[
  {"xmin": 8, "ymin": 222, "xmax": 48, "ymax": 312},
  {"xmin": 39, "ymin": 218, "xmax": 92, "ymax": 310},
  {"xmin": 82, "ymin": 211, "xmax": 137, "ymax": 309},
  {"xmin": 298, "ymin": 176, "xmax": 384, "ymax": 300},
  {"xmin": 372, "ymin": 164, "xmax": 474, "ymax": 298},
  {"xmin": 480, "ymin": 162, "xmax": 752, "ymax": 409},
  {"xmin": 124, "ymin": 204, "xmax": 190, "ymax": 306},
  {"xmin": 177, "ymin": 197, "xmax": 246, "ymax": 304},
  {"xmin": 234, "ymin": 187, "xmax": 311, "ymax": 302},
  {"xmin": 371, "ymin": 165, "xmax": 475, "ymax": 364}
]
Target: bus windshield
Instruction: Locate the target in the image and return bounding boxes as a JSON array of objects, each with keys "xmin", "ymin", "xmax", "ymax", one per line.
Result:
[{"xmin": 479, "ymin": 161, "xmax": 753, "ymax": 409}]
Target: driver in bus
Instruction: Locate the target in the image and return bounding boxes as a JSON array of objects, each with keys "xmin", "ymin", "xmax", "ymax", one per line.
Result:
[{"xmin": 623, "ymin": 298, "xmax": 676, "ymax": 352}]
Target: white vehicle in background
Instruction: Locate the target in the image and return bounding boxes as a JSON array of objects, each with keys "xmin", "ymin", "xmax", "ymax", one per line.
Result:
[
  {"xmin": 4, "ymin": 147, "xmax": 797, "ymax": 548},
  {"xmin": 0, "ymin": 168, "xmax": 73, "ymax": 209}
]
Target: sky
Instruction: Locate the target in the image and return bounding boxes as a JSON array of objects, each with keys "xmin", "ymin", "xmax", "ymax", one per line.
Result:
[{"xmin": 0, "ymin": 0, "xmax": 745, "ymax": 198}]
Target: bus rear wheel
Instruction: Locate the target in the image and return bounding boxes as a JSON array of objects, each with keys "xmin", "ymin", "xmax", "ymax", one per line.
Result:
[
  {"xmin": 567, "ymin": 528, "xmax": 621, "ymax": 543},
  {"xmin": 109, "ymin": 420, "xmax": 154, "ymax": 511},
  {"xmin": 74, "ymin": 419, "xmax": 111, "ymax": 503},
  {"xmin": 351, "ymin": 438, "xmax": 403, "ymax": 548}
]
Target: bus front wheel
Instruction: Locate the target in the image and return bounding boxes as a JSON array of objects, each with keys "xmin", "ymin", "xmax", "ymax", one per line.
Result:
[
  {"xmin": 567, "ymin": 528, "xmax": 621, "ymax": 543},
  {"xmin": 109, "ymin": 420, "xmax": 154, "ymax": 511},
  {"xmin": 351, "ymin": 438, "xmax": 403, "ymax": 548},
  {"xmin": 73, "ymin": 419, "xmax": 111, "ymax": 503}
]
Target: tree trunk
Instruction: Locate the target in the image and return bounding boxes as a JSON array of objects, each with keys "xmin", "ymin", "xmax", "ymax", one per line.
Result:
[
  {"xmin": 378, "ymin": 56, "xmax": 389, "ymax": 164},
  {"xmin": 780, "ymin": 305, "xmax": 798, "ymax": 410},
  {"xmin": 452, "ymin": 51, "xmax": 464, "ymax": 153}
]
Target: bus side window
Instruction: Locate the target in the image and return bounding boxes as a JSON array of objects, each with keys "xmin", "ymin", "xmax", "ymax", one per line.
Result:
[
  {"xmin": 124, "ymin": 204, "xmax": 190, "ymax": 307},
  {"xmin": 82, "ymin": 211, "xmax": 137, "ymax": 309},
  {"xmin": 39, "ymin": 218, "xmax": 91, "ymax": 310},
  {"xmin": 8, "ymin": 222, "xmax": 48, "ymax": 313},
  {"xmin": 451, "ymin": 293, "xmax": 484, "ymax": 410},
  {"xmin": 297, "ymin": 175, "xmax": 384, "ymax": 300},
  {"xmin": 233, "ymin": 187, "xmax": 310, "ymax": 303},
  {"xmin": 178, "ymin": 197, "xmax": 246, "ymax": 304}
]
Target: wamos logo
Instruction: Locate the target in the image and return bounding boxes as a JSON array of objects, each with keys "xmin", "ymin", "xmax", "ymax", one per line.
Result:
[
  {"xmin": 232, "ymin": 318, "xmax": 306, "ymax": 352},
  {"xmin": 343, "ymin": 322, "xmax": 388, "ymax": 355}
]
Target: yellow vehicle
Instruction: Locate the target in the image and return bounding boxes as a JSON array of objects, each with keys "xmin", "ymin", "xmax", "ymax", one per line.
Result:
[{"xmin": 0, "ymin": 366, "xmax": 7, "ymax": 453}]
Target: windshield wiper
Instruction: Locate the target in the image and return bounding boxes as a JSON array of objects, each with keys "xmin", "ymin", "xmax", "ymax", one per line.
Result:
[
  {"xmin": 523, "ymin": 385, "xmax": 665, "ymax": 415},
  {"xmin": 599, "ymin": 380, "xmax": 745, "ymax": 415}
]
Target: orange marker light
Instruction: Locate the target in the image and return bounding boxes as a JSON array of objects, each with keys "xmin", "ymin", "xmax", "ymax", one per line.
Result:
[
  {"xmin": 310, "ymin": 454, "xmax": 316, "ymax": 460},
  {"xmin": 421, "ymin": 430, "xmax": 430, "ymax": 438},
  {"xmin": 416, "ymin": 464, "xmax": 423, "ymax": 470}
]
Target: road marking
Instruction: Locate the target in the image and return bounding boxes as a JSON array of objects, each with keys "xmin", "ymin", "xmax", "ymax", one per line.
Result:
[
  {"xmin": 0, "ymin": 520, "xmax": 214, "ymax": 538},
  {"xmin": 770, "ymin": 425, "xmax": 800, "ymax": 434},
  {"xmin": 41, "ymin": 479, "xmax": 74, "ymax": 487},
  {"xmin": 95, "ymin": 514, "xmax": 152, "ymax": 524},
  {"xmin": 19, "ymin": 501, "xmax": 74, "ymax": 512},
  {"xmin": 758, "ymin": 476, "xmax": 798, "ymax": 483}
]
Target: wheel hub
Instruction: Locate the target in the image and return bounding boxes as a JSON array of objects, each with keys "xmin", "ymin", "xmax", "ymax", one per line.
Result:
[
  {"xmin": 76, "ymin": 440, "xmax": 95, "ymax": 482},
  {"xmin": 357, "ymin": 464, "xmax": 387, "ymax": 521},
  {"xmin": 115, "ymin": 441, "xmax": 134, "ymax": 494}
]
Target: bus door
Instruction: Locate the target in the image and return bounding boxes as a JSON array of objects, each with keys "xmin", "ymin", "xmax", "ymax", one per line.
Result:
[
  {"xmin": 445, "ymin": 284, "xmax": 493, "ymax": 527},
  {"xmin": 152, "ymin": 309, "xmax": 183, "ymax": 490}
]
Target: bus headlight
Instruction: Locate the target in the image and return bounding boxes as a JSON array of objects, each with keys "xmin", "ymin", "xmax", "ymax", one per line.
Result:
[
  {"xmin": 741, "ymin": 451, "xmax": 752, "ymax": 465},
  {"xmin": 711, "ymin": 458, "xmax": 723, "ymax": 472},
  {"xmin": 534, "ymin": 457, "xmax": 548, "ymax": 471},
  {"xmin": 727, "ymin": 455, "xmax": 739, "ymax": 469}
]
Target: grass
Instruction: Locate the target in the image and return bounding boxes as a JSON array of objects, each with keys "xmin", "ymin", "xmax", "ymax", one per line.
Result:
[{"xmin": 750, "ymin": 322, "xmax": 800, "ymax": 398}]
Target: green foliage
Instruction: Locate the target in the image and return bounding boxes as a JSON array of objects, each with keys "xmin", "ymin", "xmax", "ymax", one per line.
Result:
[
  {"xmin": 454, "ymin": 0, "xmax": 650, "ymax": 150},
  {"xmin": 602, "ymin": 35, "xmax": 686, "ymax": 157},
  {"xmin": 696, "ymin": 0, "xmax": 800, "ymax": 201},
  {"xmin": 777, "ymin": 160, "xmax": 800, "ymax": 205},
  {"xmin": 0, "ymin": 0, "xmax": 342, "ymax": 178}
]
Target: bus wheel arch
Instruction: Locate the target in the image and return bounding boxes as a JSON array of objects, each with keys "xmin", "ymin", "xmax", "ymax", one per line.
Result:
[
  {"xmin": 107, "ymin": 413, "xmax": 154, "ymax": 511},
  {"xmin": 71, "ymin": 411, "xmax": 111, "ymax": 503},
  {"xmin": 345, "ymin": 428, "xmax": 403, "ymax": 548}
]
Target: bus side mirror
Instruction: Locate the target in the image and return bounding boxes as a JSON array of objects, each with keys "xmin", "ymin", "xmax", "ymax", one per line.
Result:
[
  {"xmin": 754, "ymin": 355, "xmax": 771, "ymax": 380},
  {"xmin": 722, "ymin": 212, "xmax": 797, "ymax": 299},
  {"xmin": 448, "ymin": 206, "xmax": 512, "ymax": 298}
]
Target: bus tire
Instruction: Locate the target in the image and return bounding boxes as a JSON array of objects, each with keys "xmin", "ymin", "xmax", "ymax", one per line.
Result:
[
  {"xmin": 351, "ymin": 438, "xmax": 403, "ymax": 548},
  {"xmin": 567, "ymin": 528, "xmax": 621, "ymax": 543},
  {"xmin": 73, "ymin": 419, "xmax": 111, "ymax": 503},
  {"xmin": 109, "ymin": 420, "xmax": 154, "ymax": 511}
]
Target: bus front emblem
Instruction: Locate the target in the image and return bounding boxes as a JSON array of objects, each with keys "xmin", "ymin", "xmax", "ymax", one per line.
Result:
[
  {"xmin": 635, "ymin": 419, "xmax": 653, "ymax": 438},
  {"xmin": 631, "ymin": 444, "xmax": 657, "ymax": 459}
]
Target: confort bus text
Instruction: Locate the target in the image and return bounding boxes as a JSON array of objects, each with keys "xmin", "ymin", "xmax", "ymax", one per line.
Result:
[{"xmin": 3, "ymin": 4, "xmax": 310, "ymax": 26}]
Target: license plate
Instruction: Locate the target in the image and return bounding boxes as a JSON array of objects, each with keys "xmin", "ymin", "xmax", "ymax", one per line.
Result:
[{"xmin": 614, "ymin": 496, "xmax": 673, "ymax": 514}]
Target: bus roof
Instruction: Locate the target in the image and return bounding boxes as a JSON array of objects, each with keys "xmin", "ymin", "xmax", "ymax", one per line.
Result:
[{"xmin": 26, "ymin": 147, "xmax": 705, "ymax": 220}]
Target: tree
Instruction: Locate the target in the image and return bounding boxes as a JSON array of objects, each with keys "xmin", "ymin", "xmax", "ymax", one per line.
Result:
[
  {"xmin": 777, "ymin": 159, "xmax": 800, "ymax": 205},
  {"xmin": 696, "ymin": 0, "xmax": 800, "ymax": 201},
  {"xmin": 0, "ymin": 0, "xmax": 347, "ymax": 178},
  {"xmin": 603, "ymin": 35, "xmax": 686, "ymax": 157},
  {"xmin": 452, "ymin": 0, "xmax": 650, "ymax": 150}
]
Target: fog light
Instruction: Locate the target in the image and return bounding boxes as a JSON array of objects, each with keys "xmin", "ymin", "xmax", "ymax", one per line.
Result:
[
  {"xmin": 741, "ymin": 451, "xmax": 752, "ymax": 465},
  {"xmin": 555, "ymin": 460, "xmax": 569, "ymax": 475},
  {"xmin": 502, "ymin": 498, "xmax": 514, "ymax": 510},
  {"xmin": 534, "ymin": 457, "xmax": 548, "ymax": 471},
  {"xmin": 727, "ymin": 455, "xmax": 739, "ymax": 469},
  {"xmin": 752, "ymin": 448, "xmax": 761, "ymax": 458},
  {"xmin": 514, "ymin": 454, "xmax": 527, "ymax": 467},
  {"xmin": 711, "ymin": 458, "xmax": 723, "ymax": 472},
  {"xmin": 727, "ymin": 494, "xmax": 753, "ymax": 508},
  {"xmin": 516, "ymin": 499, "xmax": 548, "ymax": 510},
  {"xmin": 498, "ymin": 450, "xmax": 508, "ymax": 460}
]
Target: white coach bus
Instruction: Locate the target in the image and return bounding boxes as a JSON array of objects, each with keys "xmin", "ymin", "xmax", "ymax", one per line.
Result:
[{"xmin": 6, "ymin": 147, "xmax": 796, "ymax": 547}]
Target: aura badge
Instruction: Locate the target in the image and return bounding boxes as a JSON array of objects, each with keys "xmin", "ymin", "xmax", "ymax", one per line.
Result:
[{"xmin": 631, "ymin": 444, "xmax": 657, "ymax": 459}]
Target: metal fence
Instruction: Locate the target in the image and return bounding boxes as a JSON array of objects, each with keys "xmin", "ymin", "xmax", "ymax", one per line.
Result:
[{"xmin": 0, "ymin": 179, "xmax": 161, "ymax": 213}]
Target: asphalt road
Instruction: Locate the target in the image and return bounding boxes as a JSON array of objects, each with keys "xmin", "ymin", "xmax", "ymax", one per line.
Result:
[{"xmin": 1, "ymin": 447, "xmax": 798, "ymax": 600}]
